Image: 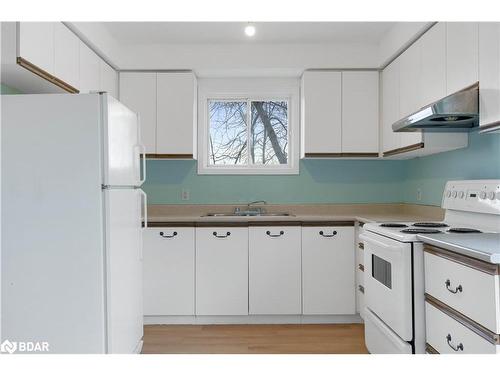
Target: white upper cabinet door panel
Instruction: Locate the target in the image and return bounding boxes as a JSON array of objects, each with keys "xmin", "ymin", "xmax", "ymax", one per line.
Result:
[
  {"xmin": 301, "ymin": 71, "xmax": 342, "ymax": 155},
  {"xmin": 119, "ymin": 73, "xmax": 157, "ymax": 153},
  {"xmin": 54, "ymin": 23, "xmax": 80, "ymax": 89},
  {"xmin": 446, "ymin": 22, "xmax": 479, "ymax": 95},
  {"xmin": 79, "ymin": 42, "xmax": 101, "ymax": 94},
  {"xmin": 156, "ymin": 72, "xmax": 197, "ymax": 156},
  {"xmin": 341, "ymin": 71, "xmax": 379, "ymax": 153},
  {"xmin": 479, "ymin": 22, "xmax": 500, "ymax": 128},
  {"xmin": 100, "ymin": 61, "xmax": 118, "ymax": 99},
  {"xmin": 399, "ymin": 42, "xmax": 422, "ymax": 118},
  {"xmin": 18, "ymin": 22, "xmax": 55, "ymax": 74},
  {"xmin": 382, "ymin": 60, "xmax": 401, "ymax": 153},
  {"xmin": 420, "ymin": 22, "xmax": 446, "ymax": 107}
]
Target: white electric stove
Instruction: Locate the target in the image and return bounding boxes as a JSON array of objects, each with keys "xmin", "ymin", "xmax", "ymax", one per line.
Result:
[{"xmin": 360, "ymin": 180, "xmax": 500, "ymax": 354}]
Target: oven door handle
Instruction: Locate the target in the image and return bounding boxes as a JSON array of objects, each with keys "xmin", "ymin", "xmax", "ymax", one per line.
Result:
[{"xmin": 359, "ymin": 233, "xmax": 396, "ymax": 250}]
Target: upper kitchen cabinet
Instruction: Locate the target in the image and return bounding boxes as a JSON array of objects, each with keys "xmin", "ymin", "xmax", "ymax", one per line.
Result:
[
  {"xmin": 100, "ymin": 61, "xmax": 118, "ymax": 98},
  {"xmin": 79, "ymin": 42, "xmax": 101, "ymax": 94},
  {"xmin": 156, "ymin": 72, "xmax": 197, "ymax": 158},
  {"xmin": 54, "ymin": 23, "xmax": 80, "ymax": 90},
  {"xmin": 301, "ymin": 71, "xmax": 342, "ymax": 157},
  {"xmin": 420, "ymin": 22, "xmax": 446, "ymax": 107},
  {"xmin": 399, "ymin": 40, "xmax": 421, "ymax": 118},
  {"xmin": 479, "ymin": 22, "xmax": 500, "ymax": 133},
  {"xmin": 17, "ymin": 22, "xmax": 55, "ymax": 75},
  {"xmin": 446, "ymin": 22, "xmax": 479, "ymax": 95},
  {"xmin": 119, "ymin": 72, "xmax": 157, "ymax": 153},
  {"xmin": 341, "ymin": 71, "xmax": 379, "ymax": 155},
  {"xmin": 301, "ymin": 70, "xmax": 379, "ymax": 157},
  {"xmin": 382, "ymin": 58, "xmax": 401, "ymax": 154}
]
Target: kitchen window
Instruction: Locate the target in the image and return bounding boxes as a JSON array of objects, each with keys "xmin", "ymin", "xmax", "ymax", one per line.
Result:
[{"xmin": 198, "ymin": 78, "xmax": 299, "ymax": 174}]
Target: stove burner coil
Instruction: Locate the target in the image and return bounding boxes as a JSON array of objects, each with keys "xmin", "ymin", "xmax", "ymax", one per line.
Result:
[
  {"xmin": 413, "ymin": 222, "xmax": 449, "ymax": 228},
  {"xmin": 380, "ymin": 223, "xmax": 408, "ymax": 228},
  {"xmin": 400, "ymin": 228, "xmax": 442, "ymax": 234},
  {"xmin": 448, "ymin": 228, "xmax": 482, "ymax": 233}
]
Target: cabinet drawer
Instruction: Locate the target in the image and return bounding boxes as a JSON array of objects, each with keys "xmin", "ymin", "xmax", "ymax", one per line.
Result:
[
  {"xmin": 143, "ymin": 228, "xmax": 195, "ymax": 316},
  {"xmin": 425, "ymin": 302, "xmax": 498, "ymax": 354},
  {"xmin": 424, "ymin": 249, "xmax": 500, "ymax": 333}
]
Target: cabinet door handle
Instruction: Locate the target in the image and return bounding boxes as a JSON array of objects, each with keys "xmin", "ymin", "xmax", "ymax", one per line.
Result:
[
  {"xmin": 358, "ymin": 242, "xmax": 364, "ymax": 249},
  {"xmin": 319, "ymin": 230, "xmax": 337, "ymax": 237},
  {"xmin": 213, "ymin": 231, "xmax": 230, "ymax": 238},
  {"xmin": 159, "ymin": 231, "xmax": 177, "ymax": 238},
  {"xmin": 446, "ymin": 334, "xmax": 464, "ymax": 352},
  {"xmin": 266, "ymin": 230, "xmax": 284, "ymax": 237},
  {"xmin": 445, "ymin": 279, "xmax": 463, "ymax": 294}
]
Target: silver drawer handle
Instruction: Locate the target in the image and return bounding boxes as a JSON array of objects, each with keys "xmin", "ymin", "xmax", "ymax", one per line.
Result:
[
  {"xmin": 159, "ymin": 231, "xmax": 177, "ymax": 238},
  {"xmin": 319, "ymin": 230, "xmax": 337, "ymax": 237},
  {"xmin": 213, "ymin": 231, "xmax": 230, "ymax": 238},
  {"xmin": 445, "ymin": 279, "xmax": 463, "ymax": 294},
  {"xmin": 446, "ymin": 334, "xmax": 464, "ymax": 352},
  {"xmin": 266, "ymin": 230, "xmax": 284, "ymax": 237}
]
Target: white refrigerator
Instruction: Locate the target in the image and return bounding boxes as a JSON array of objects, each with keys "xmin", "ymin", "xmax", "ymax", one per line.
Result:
[{"xmin": 1, "ymin": 93, "xmax": 146, "ymax": 353}]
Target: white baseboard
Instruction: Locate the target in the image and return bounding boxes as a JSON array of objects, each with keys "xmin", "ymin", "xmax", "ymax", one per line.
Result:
[{"xmin": 144, "ymin": 314, "xmax": 362, "ymax": 325}]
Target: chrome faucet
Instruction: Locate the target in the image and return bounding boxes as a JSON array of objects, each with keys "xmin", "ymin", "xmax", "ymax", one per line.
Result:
[{"xmin": 234, "ymin": 200, "xmax": 267, "ymax": 215}]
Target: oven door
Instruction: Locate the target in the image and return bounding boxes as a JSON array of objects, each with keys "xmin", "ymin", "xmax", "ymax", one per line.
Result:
[{"xmin": 360, "ymin": 231, "xmax": 413, "ymax": 341}]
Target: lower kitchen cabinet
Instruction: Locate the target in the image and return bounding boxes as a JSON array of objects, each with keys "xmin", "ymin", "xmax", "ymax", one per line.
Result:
[
  {"xmin": 142, "ymin": 227, "xmax": 195, "ymax": 315},
  {"xmin": 196, "ymin": 227, "xmax": 248, "ymax": 315},
  {"xmin": 302, "ymin": 226, "xmax": 356, "ymax": 315},
  {"xmin": 249, "ymin": 226, "xmax": 302, "ymax": 315}
]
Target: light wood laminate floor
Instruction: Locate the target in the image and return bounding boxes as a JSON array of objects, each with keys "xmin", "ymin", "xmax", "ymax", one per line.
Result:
[{"xmin": 142, "ymin": 324, "xmax": 368, "ymax": 354}]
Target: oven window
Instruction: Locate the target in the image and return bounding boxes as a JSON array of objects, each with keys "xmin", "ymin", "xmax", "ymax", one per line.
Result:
[{"xmin": 372, "ymin": 254, "xmax": 392, "ymax": 289}]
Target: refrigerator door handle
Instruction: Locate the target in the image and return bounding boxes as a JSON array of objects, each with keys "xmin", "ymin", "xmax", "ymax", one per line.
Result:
[
  {"xmin": 139, "ymin": 189, "xmax": 148, "ymax": 229},
  {"xmin": 135, "ymin": 113, "xmax": 146, "ymax": 186}
]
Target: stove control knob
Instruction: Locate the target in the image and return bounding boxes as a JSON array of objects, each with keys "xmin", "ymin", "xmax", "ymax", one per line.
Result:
[
  {"xmin": 488, "ymin": 191, "xmax": 495, "ymax": 200},
  {"xmin": 452, "ymin": 191, "xmax": 458, "ymax": 198},
  {"xmin": 458, "ymin": 191, "xmax": 465, "ymax": 199},
  {"xmin": 446, "ymin": 190, "xmax": 452, "ymax": 198},
  {"xmin": 480, "ymin": 191, "xmax": 487, "ymax": 200}
]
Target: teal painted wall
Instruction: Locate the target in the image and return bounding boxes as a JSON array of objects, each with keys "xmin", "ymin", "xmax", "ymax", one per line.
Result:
[
  {"xmin": 0, "ymin": 83, "xmax": 22, "ymax": 94},
  {"xmin": 402, "ymin": 131, "xmax": 500, "ymax": 206},
  {"xmin": 143, "ymin": 131, "xmax": 500, "ymax": 206}
]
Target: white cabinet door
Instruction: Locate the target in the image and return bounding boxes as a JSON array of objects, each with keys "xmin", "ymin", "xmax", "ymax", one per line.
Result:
[
  {"xmin": 196, "ymin": 227, "xmax": 248, "ymax": 315},
  {"xmin": 156, "ymin": 72, "xmax": 197, "ymax": 157},
  {"xmin": 119, "ymin": 72, "xmax": 157, "ymax": 153},
  {"xmin": 18, "ymin": 22, "xmax": 55, "ymax": 74},
  {"xmin": 382, "ymin": 60, "xmax": 401, "ymax": 153},
  {"xmin": 420, "ymin": 22, "xmax": 446, "ymax": 107},
  {"xmin": 399, "ymin": 42, "xmax": 421, "ymax": 118},
  {"xmin": 54, "ymin": 23, "xmax": 80, "ymax": 89},
  {"xmin": 446, "ymin": 22, "xmax": 479, "ymax": 95},
  {"xmin": 302, "ymin": 226, "xmax": 355, "ymax": 315},
  {"xmin": 479, "ymin": 22, "xmax": 500, "ymax": 128},
  {"xmin": 301, "ymin": 71, "xmax": 342, "ymax": 155},
  {"xmin": 143, "ymin": 227, "xmax": 195, "ymax": 316},
  {"xmin": 341, "ymin": 71, "xmax": 379, "ymax": 154},
  {"xmin": 79, "ymin": 42, "xmax": 100, "ymax": 93},
  {"xmin": 249, "ymin": 226, "xmax": 302, "ymax": 315},
  {"xmin": 100, "ymin": 61, "xmax": 118, "ymax": 98}
]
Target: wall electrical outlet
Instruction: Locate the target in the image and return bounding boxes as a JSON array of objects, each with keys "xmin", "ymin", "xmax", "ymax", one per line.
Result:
[
  {"xmin": 416, "ymin": 188, "xmax": 422, "ymax": 201},
  {"xmin": 181, "ymin": 189, "xmax": 190, "ymax": 201}
]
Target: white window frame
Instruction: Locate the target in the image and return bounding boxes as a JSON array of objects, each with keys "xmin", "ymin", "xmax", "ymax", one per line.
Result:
[{"xmin": 197, "ymin": 78, "xmax": 300, "ymax": 175}]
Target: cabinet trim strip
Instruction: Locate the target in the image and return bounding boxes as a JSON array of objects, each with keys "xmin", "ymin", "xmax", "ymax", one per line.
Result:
[
  {"xmin": 425, "ymin": 294, "xmax": 500, "ymax": 345},
  {"xmin": 16, "ymin": 57, "xmax": 79, "ymax": 94},
  {"xmin": 424, "ymin": 244, "xmax": 500, "ymax": 276},
  {"xmin": 382, "ymin": 142, "xmax": 424, "ymax": 157},
  {"xmin": 304, "ymin": 152, "xmax": 379, "ymax": 158},
  {"xmin": 146, "ymin": 153, "xmax": 194, "ymax": 159},
  {"xmin": 478, "ymin": 121, "xmax": 500, "ymax": 134},
  {"xmin": 146, "ymin": 221, "xmax": 355, "ymax": 228},
  {"xmin": 425, "ymin": 343, "xmax": 440, "ymax": 354}
]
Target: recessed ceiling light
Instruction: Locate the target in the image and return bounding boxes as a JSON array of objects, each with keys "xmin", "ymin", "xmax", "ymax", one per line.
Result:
[{"xmin": 244, "ymin": 24, "xmax": 256, "ymax": 37}]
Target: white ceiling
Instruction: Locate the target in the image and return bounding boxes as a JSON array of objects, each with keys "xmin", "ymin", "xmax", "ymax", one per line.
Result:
[{"xmin": 101, "ymin": 22, "xmax": 397, "ymax": 45}]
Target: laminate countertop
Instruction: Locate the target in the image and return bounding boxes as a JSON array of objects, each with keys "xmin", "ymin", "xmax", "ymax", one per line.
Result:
[
  {"xmin": 146, "ymin": 203, "xmax": 444, "ymax": 226},
  {"xmin": 417, "ymin": 233, "xmax": 500, "ymax": 264}
]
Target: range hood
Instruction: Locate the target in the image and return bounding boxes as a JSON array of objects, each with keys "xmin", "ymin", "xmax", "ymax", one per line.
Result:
[{"xmin": 392, "ymin": 83, "xmax": 479, "ymax": 132}]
